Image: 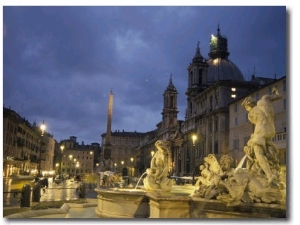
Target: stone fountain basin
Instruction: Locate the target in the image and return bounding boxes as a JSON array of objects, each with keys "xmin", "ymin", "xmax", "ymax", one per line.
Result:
[
  {"xmin": 94, "ymin": 185, "xmax": 195, "ymax": 218},
  {"xmin": 94, "ymin": 186, "xmax": 286, "ymax": 218},
  {"xmin": 95, "ymin": 187, "xmax": 149, "ymax": 218}
]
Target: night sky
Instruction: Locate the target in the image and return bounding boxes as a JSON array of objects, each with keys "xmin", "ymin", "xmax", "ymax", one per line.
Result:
[{"xmin": 3, "ymin": 5, "xmax": 287, "ymax": 145}]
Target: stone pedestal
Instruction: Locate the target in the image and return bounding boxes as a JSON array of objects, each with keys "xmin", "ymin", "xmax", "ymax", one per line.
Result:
[
  {"xmin": 147, "ymin": 192, "xmax": 190, "ymax": 218},
  {"xmin": 95, "ymin": 188, "xmax": 149, "ymax": 218}
]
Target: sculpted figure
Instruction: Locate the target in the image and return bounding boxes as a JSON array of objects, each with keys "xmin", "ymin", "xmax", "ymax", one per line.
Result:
[
  {"xmin": 143, "ymin": 140, "xmax": 172, "ymax": 191},
  {"xmin": 217, "ymin": 168, "xmax": 250, "ymax": 206},
  {"xmin": 193, "ymin": 153, "xmax": 284, "ymax": 206},
  {"xmin": 241, "ymin": 87, "xmax": 282, "ymax": 185},
  {"xmin": 195, "ymin": 162, "xmax": 212, "ymax": 186},
  {"xmin": 215, "ymin": 88, "xmax": 284, "ymax": 205},
  {"xmin": 193, "ymin": 154, "xmax": 222, "ymax": 199},
  {"xmin": 219, "ymin": 154, "xmax": 235, "ymax": 179}
]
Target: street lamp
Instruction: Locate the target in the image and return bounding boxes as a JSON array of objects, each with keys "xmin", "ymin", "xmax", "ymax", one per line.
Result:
[
  {"xmin": 60, "ymin": 145, "xmax": 64, "ymax": 178},
  {"xmin": 151, "ymin": 150, "xmax": 155, "ymax": 157},
  {"xmin": 114, "ymin": 163, "xmax": 117, "ymax": 172},
  {"xmin": 121, "ymin": 161, "xmax": 124, "ymax": 175},
  {"xmin": 38, "ymin": 121, "xmax": 46, "ymax": 176},
  {"xmin": 73, "ymin": 158, "xmax": 77, "ymax": 175},
  {"xmin": 192, "ymin": 134, "xmax": 197, "ymax": 185},
  {"xmin": 69, "ymin": 155, "xmax": 73, "ymax": 178},
  {"xmin": 130, "ymin": 157, "xmax": 134, "ymax": 177},
  {"xmin": 40, "ymin": 121, "xmax": 46, "ymax": 137},
  {"xmin": 95, "ymin": 163, "xmax": 99, "ymax": 174},
  {"xmin": 55, "ymin": 163, "xmax": 59, "ymax": 174},
  {"xmin": 75, "ymin": 161, "xmax": 79, "ymax": 177},
  {"xmin": 89, "ymin": 151, "xmax": 93, "ymax": 173}
]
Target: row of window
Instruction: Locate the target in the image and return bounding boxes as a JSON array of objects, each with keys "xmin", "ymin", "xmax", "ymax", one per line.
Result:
[
  {"xmin": 63, "ymin": 155, "xmax": 93, "ymax": 160},
  {"xmin": 6, "ymin": 122, "xmax": 17, "ymax": 135},
  {"xmin": 232, "ymin": 132, "xmax": 286, "ymax": 150},
  {"xmin": 272, "ymin": 133, "xmax": 287, "ymax": 142},
  {"xmin": 61, "ymin": 162, "xmax": 92, "ymax": 167},
  {"xmin": 189, "ymin": 93, "xmax": 219, "ymax": 117},
  {"xmin": 18, "ymin": 126, "xmax": 39, "ymax": 141},
  {"xmin": 191, "ymin": 140, "xmax": 219, "ymax": 156},
  {"xmin": 61, "ymin": 168, "xmax": 91, "ymax": 173}
]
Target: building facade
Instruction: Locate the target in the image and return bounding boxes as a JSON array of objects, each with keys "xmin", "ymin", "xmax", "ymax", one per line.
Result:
[
  {"xmin": 3, "ymin": 107, "xmax": 55, "ymax": 177},
  {"xmin": 57, "ymin": 136, "xmax": 100, "ymax": 177},
  {"xmin": 100, "ymin": 130, "xmax": 146, "ymax": 176},
  {"xmin": 229, "ymin": 76, "xmax": 287, "ymax": 165}
]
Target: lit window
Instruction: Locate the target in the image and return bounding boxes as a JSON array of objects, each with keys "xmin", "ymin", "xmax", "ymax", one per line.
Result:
[
  {"xmin": 231, "ymin": 87, "xmax": 236, "ymax": 92},
  {"xmin": 231, "ymin": 94, "xmax": 236, "ymax": 98}
]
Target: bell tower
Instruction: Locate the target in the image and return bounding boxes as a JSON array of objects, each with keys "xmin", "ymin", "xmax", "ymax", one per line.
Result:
[
  {"xmin": 162, "ymin": 75, "xmax": 179, "ymax": 130},
  {"xmin": 186, "ymin": 41, "xmax": 208, "ymax": 119}
]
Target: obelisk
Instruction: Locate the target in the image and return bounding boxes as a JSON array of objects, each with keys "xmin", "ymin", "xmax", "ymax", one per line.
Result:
[{"xmin": 104, "ymin": 90, "xmax": 113, "ymax": 159}]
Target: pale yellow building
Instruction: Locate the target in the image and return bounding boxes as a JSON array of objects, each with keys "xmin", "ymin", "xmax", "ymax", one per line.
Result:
[
  {"xmin": 3, "ymin": 108, "xmax": 55, "ymax": 177},
  {"xmin": 229, "ymin": 76, "xmax": 287, "ymax": 165},
  {"xmin": 59, "ymin": 136, "xmax": 97, "ymax": 177}
]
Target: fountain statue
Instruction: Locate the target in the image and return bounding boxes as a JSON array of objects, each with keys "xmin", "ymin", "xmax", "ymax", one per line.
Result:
[
  {"xmin": 193, "ymin": 87, "xmax": 286, "ymax": 206},
  {"xmin": 143, "ymin": 140, "xmax": 172, "ymax": 191}
]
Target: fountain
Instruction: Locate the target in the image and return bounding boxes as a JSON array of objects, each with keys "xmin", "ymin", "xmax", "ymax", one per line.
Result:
[
  {"xmin": 94, "ymin": 88, "xmax": 286, "ymax": 218},
  {"xmin": 134, "ymin": 172, "xmax": 147, "ymax": 190}
]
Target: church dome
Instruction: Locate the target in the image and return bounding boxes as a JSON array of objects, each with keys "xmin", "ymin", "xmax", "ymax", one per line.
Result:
[
  {"xmin": 206, "ymin": 25, "xmax": 245, "ymax": 83},
  {"xmin": 206, "ymin": 58, "xmax": 244, "ymax": 83}
]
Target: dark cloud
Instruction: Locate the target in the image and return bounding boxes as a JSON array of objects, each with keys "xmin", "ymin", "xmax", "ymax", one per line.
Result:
[{"xmin": 3, "ymin": 6, "xmax": 287, "ymax": 144}]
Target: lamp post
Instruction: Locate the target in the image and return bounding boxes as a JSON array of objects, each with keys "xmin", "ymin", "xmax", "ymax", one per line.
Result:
[
  {"xmin": 68, "ymin": 155, "xmax": 73, "ymax": 178},
  {"xmin": 90, "ymin": 151, "xmax": 93, "ymax": 174},
  {"xmin": 121, "ymin": 161, "xmax": 124, "ymax": 176},
  {"xmin": 96, "ymin": 163, "xmax": 99, "ymax": 174},
  {"xmin": 114, "ymin": 163, "xmax": 117, "ymax": 173},
  {"xmin": 130, "ymin": 157, "xmax": 134, "ymax": 177},
  {"xmin": 73, "ymin": 158, "xmax": 77, "ymax": 176},
  {"xmin": 192, "ymin": 134, "xmax": 197, "ymax": 185},
  {"xmin": 59, "ymin": 145, "xmax": 64, "ymax": 178},
  {"xmin": 38, "ymin": 121, "xmax": 46, "ymax": 177},
  {"xmin": 55, "ymin": 163, "xmax": 59, "ymax": 174},
  {"xmin": 75, "ymin": 161, "xmax": 79, "ymax": 177}
]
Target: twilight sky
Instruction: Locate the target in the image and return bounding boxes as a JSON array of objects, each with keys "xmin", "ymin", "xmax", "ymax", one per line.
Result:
[{"xmin": 3, "ymin": 5, "xmax": 287, "ymax": 145}]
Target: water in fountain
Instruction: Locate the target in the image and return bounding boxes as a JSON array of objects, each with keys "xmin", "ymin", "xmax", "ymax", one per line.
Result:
[
  {"xmin": 135, "ymin": 172, "xmax": 147, "ymax": 189},
  {"xmin": 235, "ymin": 154, "xmax": 247, "ymax": 171}
]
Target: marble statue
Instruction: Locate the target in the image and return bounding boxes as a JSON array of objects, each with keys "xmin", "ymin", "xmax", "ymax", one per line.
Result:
[
  {"xmin": 193, "ymin": 87, "xmax": 286, "ymax": 206},
  {"xmin": 143, "ymin": 140, "xmax": 172, "ymax": 191},
  {"xmin": 242, "ymin": 87, "xmax": 282, "ymax": 185}
]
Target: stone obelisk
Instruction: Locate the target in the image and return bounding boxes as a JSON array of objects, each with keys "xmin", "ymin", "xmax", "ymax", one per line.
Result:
[{"xmin": 104, "ymin": 90, "xmax": 113, "ymax": 159}]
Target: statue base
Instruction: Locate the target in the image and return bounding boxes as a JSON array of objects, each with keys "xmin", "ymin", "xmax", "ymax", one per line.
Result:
[{"xmin": 95, "ymin": 186, "xmax": 286, "ymax": 218}]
